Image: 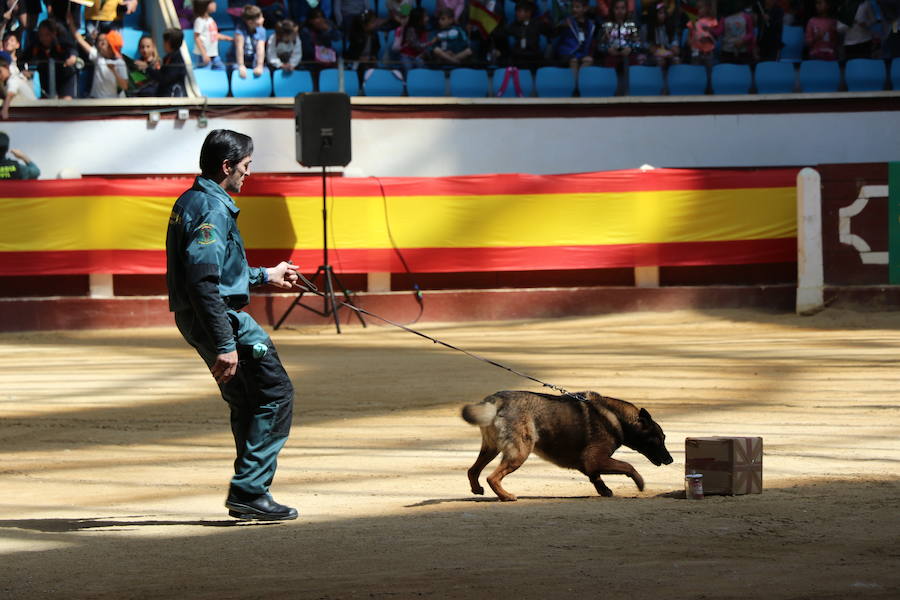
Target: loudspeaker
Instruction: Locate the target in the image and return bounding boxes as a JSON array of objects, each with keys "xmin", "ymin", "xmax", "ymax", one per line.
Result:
[{"xmin": 294, "ymin": 92, "xmax": 351, "ymax": 167}]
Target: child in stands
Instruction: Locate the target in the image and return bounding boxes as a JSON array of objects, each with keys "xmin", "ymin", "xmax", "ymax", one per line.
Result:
[
  {"xmin": 556, "ymin": 0, "xmax": 595, "ymax": 75},
  {"xmin": 70, "ymin": 21, "xmax": 129, "ymax": 98},
  {"xmin": 642, "ymin": 1, "xmax": 681, "ymax": 67},
  {"xmin": 805, "ymin": 0, "xmax": 844, "ymax": 60},
  {"xmin": 687, "ymin": 0, "xmax": 721, "ymax": 65},
  {"xmin": 235, "ymin": 3, "xmax": 267, "ymax": 78},
  {"xmin": 266, "ymin": 18, "xmax": 303, "ymax": 72},
  {"xmin": 146, "ymin": 28, "xmax": 187, "ymax": 96},
  {"xmin": 128, "ymin": 33, "xmax": 161, "ymax": 96},
  {"xmin": 719, "ymin": 0, "xmax": 757, "ymax": 64},
  {"xmin": 193, "ymin": 0, "xmax": 232, "ymax": 70},
  {"xmin": 599, "ymin": 0, "xmax": 644, "ymax": 68},
  {"xmin": 432, "ymin": 7, "xmax": 471, "ymax": 65}
]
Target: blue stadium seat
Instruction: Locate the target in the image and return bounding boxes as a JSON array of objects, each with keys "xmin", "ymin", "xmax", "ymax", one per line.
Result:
[
  {"xmin": 230, "ymin": 67, "xmax": 273, "ymax": 97},
  {"xmin": 449, "ymin": 68, "xmax": 489, "ymax": 97},
  {"xmin": 798, "ymin": 60, "xmax": 840, "ymax": 93},
  {"xmin": 492, "ymin": 67, "xmax": 534, "ymax": 97},
  {"xmin": 844, "ymin": 58, "xmax": 886, "ymax": 92},
  {"xmin": 534, "ymin": 66, "xmax": 575, "ymax": 97},
  {"xmin": 406, "ymin": 68, "xmax": 447, "ymax": 96},
  {"xmin": 33, "ymin": 70, "xmax": 41, "ymax": 98},
  {"xmin": 194, "ymin": 67, "xmax": 230, "ymax": 97},
  {"xmin": 711, "ymin": 63, "xmax": 751, "ymax": 95},
  {"xmin": 892, "ymin": 58, "xmax": 900, "ymax": 90},
  {"xmin": 273, "ymin": 69, "xmax": 314, "ymax": 96},
  {"xmin": 319, "ymin": 68, "xmax": 360, "ymax": 95},
  {"xmin": 780, "ymin": 25, "xmax": 804, "ymax": 62},
  {"xmin": 577, "ymin": 66, "xmax": 617, "ymax": 97},
  {"xmin": 667, "ymin": 64, "xmax": 707, "ymax": 95},
  {"xmin": 627, "ymin": 65, "xmax": 663, "ymax": 96},
  {"xmin": 754, "ymin": 60, "xmax": 795, "ymax": 93},
  {"xmin": 420, "ymin": 0, "xmax": 438, "ymax": 17},
  {"xmin": 363, "ymin": 68, "xmax": 405, "ymax": 96},
  {"xmin": 184, "ymin": 29, "xmax": 195, "ymax": 55},
  {"xmin": 121, "ymin": 28, "xmax": 146, "ymax": 59}
]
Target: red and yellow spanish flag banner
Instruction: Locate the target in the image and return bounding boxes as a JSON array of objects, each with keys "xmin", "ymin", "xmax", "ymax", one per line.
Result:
[{"xmin": 0, "ymin": 168, "xmax": 797, "ymax": 277}]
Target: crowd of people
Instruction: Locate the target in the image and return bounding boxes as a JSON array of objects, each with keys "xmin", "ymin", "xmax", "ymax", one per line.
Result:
[{"xmin": 0, "ymin": 0, "xmax": 896, "ymax": 106}]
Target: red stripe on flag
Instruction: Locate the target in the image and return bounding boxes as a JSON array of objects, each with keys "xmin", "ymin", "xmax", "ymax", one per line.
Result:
[{"xmin": 0, "ymin": 238, "xmax": 796, "ymax": 276}]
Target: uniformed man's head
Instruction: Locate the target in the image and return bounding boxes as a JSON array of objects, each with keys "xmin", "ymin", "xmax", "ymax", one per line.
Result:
[
  {"xmin": 200, "ymin": 129, "xmax": 254, "ymax": 194},
  {"xmin": 0, "ymin": 132, "xmax": 9, "ymax": 158}
]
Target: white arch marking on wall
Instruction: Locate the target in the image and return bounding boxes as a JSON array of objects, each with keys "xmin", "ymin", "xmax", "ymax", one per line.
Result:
[{"xmin": 838, "ymin": 185, "xmax": 889, "ymax": 265}]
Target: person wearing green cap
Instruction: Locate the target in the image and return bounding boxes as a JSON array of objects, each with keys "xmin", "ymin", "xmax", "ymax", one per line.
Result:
[{"xmin": 166, "ymin": 129, "xmax": 301, "ymax": 521}]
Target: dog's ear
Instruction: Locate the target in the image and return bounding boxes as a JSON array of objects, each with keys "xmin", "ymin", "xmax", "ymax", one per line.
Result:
[{"xmin": 639, "ymin": 407, "xmax": 652, "ymax": 422}]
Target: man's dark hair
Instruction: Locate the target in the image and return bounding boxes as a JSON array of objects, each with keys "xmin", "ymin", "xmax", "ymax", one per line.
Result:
[
  {"xmin": 199, "ymin": 129, "xmax": 253, "ymax": 179},
  {"xmin": 0, "ymin": 132, "xmax": 8, "ymax": 157}
]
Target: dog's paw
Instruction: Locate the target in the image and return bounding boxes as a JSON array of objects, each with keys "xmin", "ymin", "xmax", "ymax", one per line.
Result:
[
  {"xmin": 498, "ymin": 494, "xmax": 517, "ymax": 502},
  {"xmin": 598, "ymin": 486, "xmax": 614, "ymax": 497},
  {"xmin": 471, "ymin": 485, "xmax": 484, "ymax": 495}
]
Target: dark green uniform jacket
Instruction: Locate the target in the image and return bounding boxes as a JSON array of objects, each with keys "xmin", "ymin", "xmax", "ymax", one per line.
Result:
[{"xmin": 166, "ymin": 176, "xmax": 269, "ymax": 354}]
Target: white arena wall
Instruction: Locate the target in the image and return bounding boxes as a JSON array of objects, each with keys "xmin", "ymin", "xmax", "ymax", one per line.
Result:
[{"xmin": 8, "ymin": 95, "xmax": 899, "ymax": 179}]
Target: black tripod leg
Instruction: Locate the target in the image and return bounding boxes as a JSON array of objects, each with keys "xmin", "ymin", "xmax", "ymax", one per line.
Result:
[
  {"xmin": 331, "ymin": 270, "xmax": 367, "ymax": 328},
  {"xmin": 322, "ymin": 265, "xmax": 342, "ymax": 334}
]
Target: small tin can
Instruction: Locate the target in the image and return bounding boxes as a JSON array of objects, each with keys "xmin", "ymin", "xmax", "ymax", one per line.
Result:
[{"xmin": 685, "ymin": 473, "xmax": 704, "ymax": 499}]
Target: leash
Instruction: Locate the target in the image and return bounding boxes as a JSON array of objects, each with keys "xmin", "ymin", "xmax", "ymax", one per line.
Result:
[{"xmin": 290, "ymin": 274, "xmax": 587, "ymax": 403}]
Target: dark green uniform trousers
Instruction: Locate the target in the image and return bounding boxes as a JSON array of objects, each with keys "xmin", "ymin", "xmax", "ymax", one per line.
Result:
[{"xmin": 175, "ymin": 310, "xmax": 294, "ymax": 496}]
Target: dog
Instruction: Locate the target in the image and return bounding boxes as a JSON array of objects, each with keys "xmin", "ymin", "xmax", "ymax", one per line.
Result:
[{"xmin": 462, "ymin": 390, "xmax": 673, "ymax": 501}]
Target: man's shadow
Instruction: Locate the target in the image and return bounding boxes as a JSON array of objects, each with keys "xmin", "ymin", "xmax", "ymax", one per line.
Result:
[{"xmin": 0, "ymin": 516, "xmax": 280, "ymax": 532}]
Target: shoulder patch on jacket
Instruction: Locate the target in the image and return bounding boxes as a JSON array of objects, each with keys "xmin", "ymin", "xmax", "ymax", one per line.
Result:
[{"xmin": 197, "ymin": 223, "xmax": 217, "ymax": 245}]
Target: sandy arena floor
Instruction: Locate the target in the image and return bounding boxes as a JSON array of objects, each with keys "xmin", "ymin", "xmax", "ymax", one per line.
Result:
[{"xmin": 0, "ymin": 308, "xmax": 898, "ymax": 599}]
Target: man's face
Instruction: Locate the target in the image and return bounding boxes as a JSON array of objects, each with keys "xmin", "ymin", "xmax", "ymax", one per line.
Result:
[{"xmin": 223, "ymin": 156, "xmax": 252, "ymax": 193}]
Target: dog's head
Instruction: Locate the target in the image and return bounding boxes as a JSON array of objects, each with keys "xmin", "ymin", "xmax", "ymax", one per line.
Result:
[{"xmin": 627, "ymin": 408, "xmax": 674, "ymax": 467}]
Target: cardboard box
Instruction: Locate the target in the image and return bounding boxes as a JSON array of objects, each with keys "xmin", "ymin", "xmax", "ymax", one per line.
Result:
[{"xmin": 685, "ymin": 437, "xmax": 763, "ymax": 495}]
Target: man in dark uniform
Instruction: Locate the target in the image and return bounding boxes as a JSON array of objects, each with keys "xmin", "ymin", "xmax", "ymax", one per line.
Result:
[
  {"xmin": 166, "ymin": 129, "xmax": 301, "ymax": 521},
  {"xmin": 0, "ymin": 132, "xmax": 40, "ymax": 179}
]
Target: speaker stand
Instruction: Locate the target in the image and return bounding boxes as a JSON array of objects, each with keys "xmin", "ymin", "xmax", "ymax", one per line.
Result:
[{"xmin": 273, "ymin": 166, "xmax": 366, "ymax": 333}]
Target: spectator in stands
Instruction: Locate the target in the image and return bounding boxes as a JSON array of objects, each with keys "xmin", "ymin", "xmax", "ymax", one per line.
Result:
[
  {"xmin": 126, "ymin": 33, "xmax": 160, "ymax": 96},
  {"xmin": 496, "ymin": 1, "xmax": 549, "ymax": 71},
  {"xmin": 344, "ymin": 9, "xmax": 381, "ymax": 71},
  {"xmin": 842, "ymin": 0, "xmax": 881, "ymax": 58},
  {"xmin": 687, "ymin": 0, "xmax": 721, "ymax": 65},
  {"xmin": 71, "ymin": 23, "xmax": 129, "ymax": 98},
  {"xmin": 380, "ymin": 3, "xmax": 409, "ymax": 67},
  {"xmin": 145, "ymin": 28, "xmax": 187, "ymax": 96},
  {"xmin": 173, "ymin": 0, "xmax": 195, "ymax": 29},
  {"xmin": 193, "ymin": 0, "xmax": 232, "ymax": 70},
  {"xmin": 719, "ymin": 0, "xmax": 756, "ymax": 64},
  {"xmin": 598, "ymin": 0, "xmax": 644, "ymax": 68},
  {"xmin": 398, "ymin": 5, "xmax": 431, "ymax": 71},
  {"xmin": 266, "ymin": 18, "xmax": 302, "ymax": 72},
  {"xmin": 235, "ymin": 3, "xmax": 267, "ymax": 78},
  {"xmin": 300, "ymin": 7, "xmax": 341, "ymax": 68},
  {"xmin": 0, "ymin": 130, "xmax": 39, "ymax": 179},
  {"xmin": 84, "ymin": 0, "xmax": 139, "ymax": 38},
  {"xmin": 642, "ymin": 1, "xmax": 681, "ymax": 67},
  {"xmin": 805, "ymin": 0, "xmax": 844, "ymax": 59},
  {"xmin": 334, "ymin": 0, "xmax": 371, "ymax": 36},
  {"xmin": 1, "ymin": 32, "xmax": 36, "ymax": 116},
  {"xmin": 755, "ymin": 0, "xmax": 785, "ymax": 61},
  {"xmin": 431, "ymin": 7, "xmax": 472, "ymax": 65},
  {"xmin": 556, "ymin": 0, "xmax": 596, "ymax": 76},
  {"xmin": 26, "ymin": 18, "xmax": 77, "ymax": 99},
  {"xmin": 45, "ymin": 0, "xmax": 81, "ymax": 30},
  {"xmin": 386, "ymin": 0, "xmax": 415, "ymax": 27},
  {"xmin": 881, "ymin": 0, "xmax": 900, "ymax": 58}
]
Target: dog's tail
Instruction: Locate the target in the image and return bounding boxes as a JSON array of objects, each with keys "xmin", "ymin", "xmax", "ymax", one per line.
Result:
[{"xmin": 461, "ymin": 401, "xmax": 497, "ymax": 427}]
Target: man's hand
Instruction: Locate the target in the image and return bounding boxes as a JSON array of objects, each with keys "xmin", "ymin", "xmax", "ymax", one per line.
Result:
[
  {"xmin": 266, "ymin": 261, "xmax": 299, "ymax": 289},
  {"xmin": 10, "ymin": 148, "xmax": 28, "ymax": 162},
  {"xmin": 211, "ymin": 350, "xmax": 238, "ymax": 384}
]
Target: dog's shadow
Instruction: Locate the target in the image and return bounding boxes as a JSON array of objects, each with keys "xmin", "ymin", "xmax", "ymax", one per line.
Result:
[
  {"xmin": 406, "ymin": 496, "xmax": 596, "ymax": 508},
  {"xmin": 407, "ymin": 491, "xmax": 684, "ymax": 507},
  {"xmin": 0, "ymin": 516, "xmax": 278, "ymax": 532}
]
